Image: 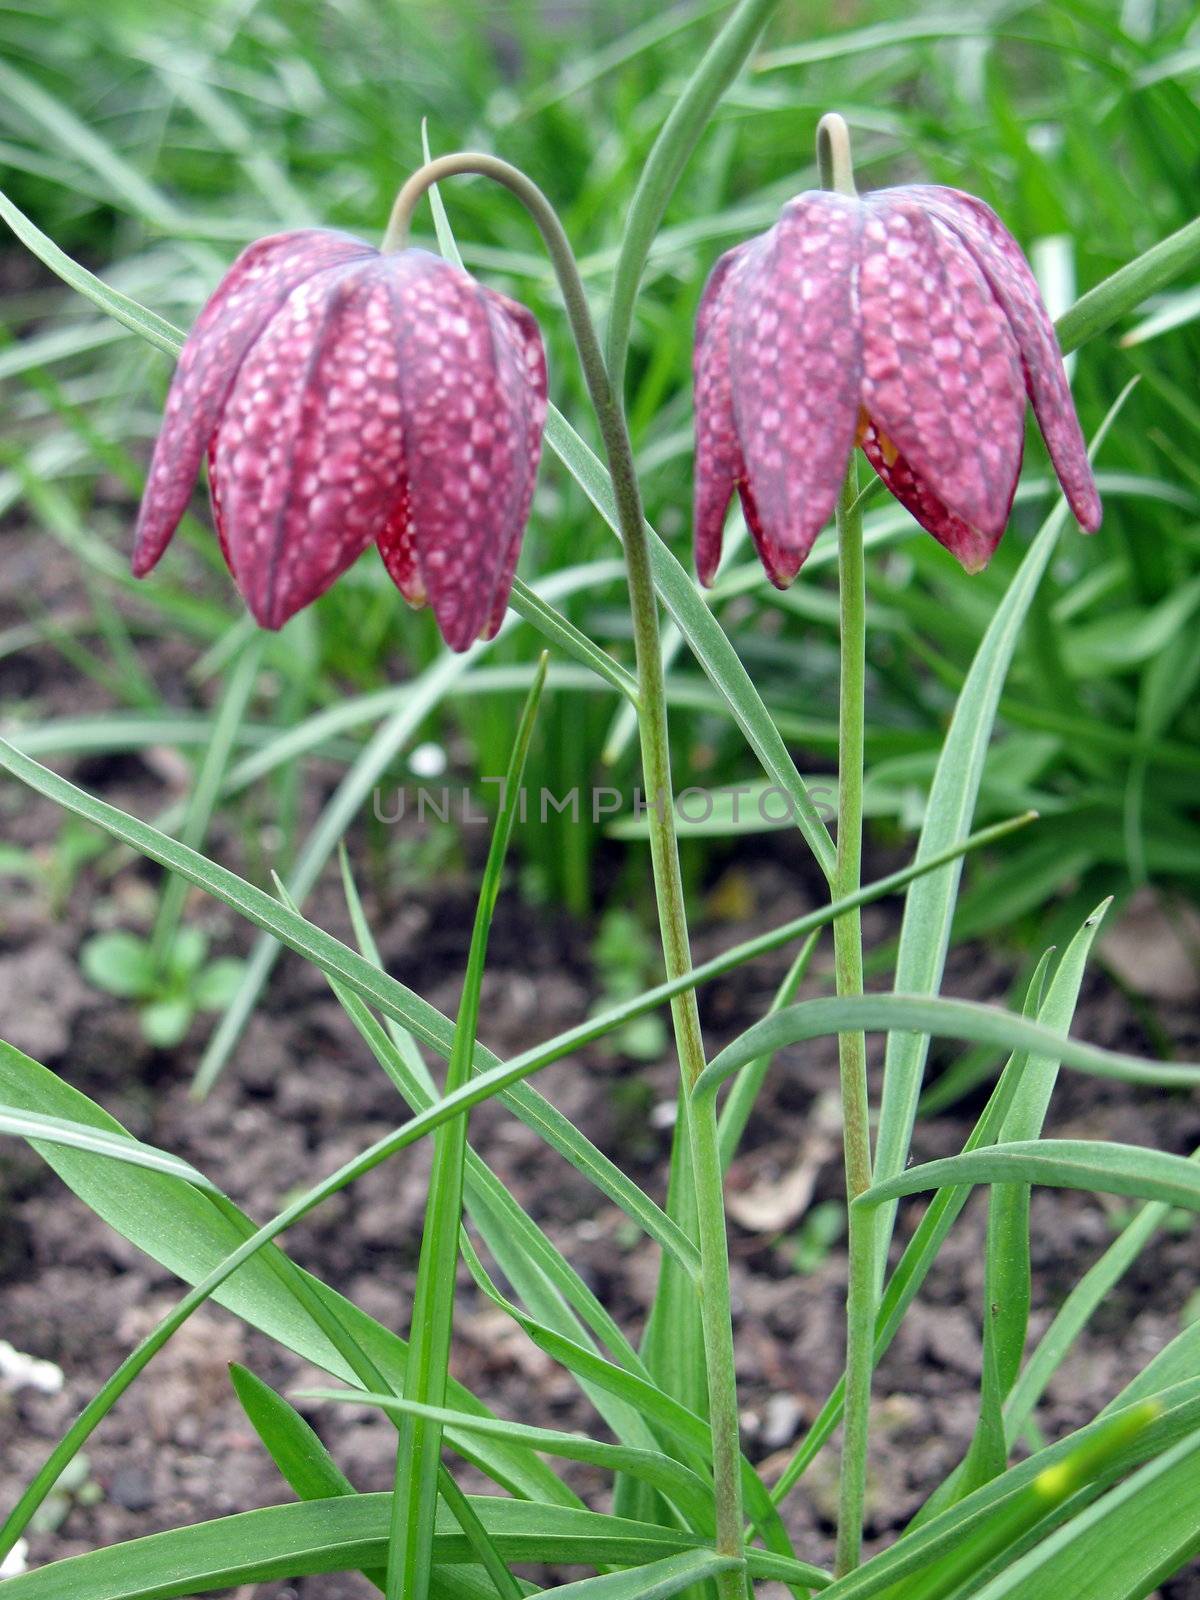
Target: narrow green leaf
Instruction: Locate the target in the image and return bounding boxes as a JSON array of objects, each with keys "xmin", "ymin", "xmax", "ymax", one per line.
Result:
[
  {"xmin": 986, "ymin": 902, "xmax": 1110, "ymax": 1397},
  {"xmin": 869, "ymin": 386, "xmax": 1133, "ymax": 1280},
  {"xmin": 0, "ymin": 1497, "xmax": 721, "ymax": 1599},
  {"xmin": 0, "ymin": 1096, "xmax": 215, "ymax": 1191},
  {"xmin": 717, "ymin": 928, "xmax": 821, "ymax": 1171},
  {"xmin": 1057, "ymin": 215, "xmax": 1200, "ymax": 354},
  {"xmin": 696, "ymin": 994, "xmax": 1200, "ymax": 1104},
  {"xmin": 859, "ymin": 1140, "xmax": 1200, "ymax": 1216},
  {"xmin": 911, "ymin": 946, "xmax": 1068, "ymax": 1522},
  {"xmin": 303, "ymin": 1389, "xmax": 715, "ymax": 1534},
  {"xmin": 967, "ymin": 1431, "xmax": 1200, "ymax": 1600},
  {"xmin": 0, "ymin": 185, "xmax": 184, "ymax": 357},
  {"xmin": 388, "ymin": 657, "xmax": 547, "ymax": 1600},
  {"xmin": 811, "ymin": 1397, "xmax": 1175, "ymax": 1600},
  {"xmin": 230, "ymin": 1363, "xmax": 359, "ymax": 1502},
  {"xmin": 534, "ymin": 1549, "xmax": 741, "ymax": 1599},
  {"xmin": 605, "ymin": 0, "xmax": 782, "ymax": 385},
  {"xmin": 1006, "ymin": 1144, "xmax": 1200, "ymax": 1438}
]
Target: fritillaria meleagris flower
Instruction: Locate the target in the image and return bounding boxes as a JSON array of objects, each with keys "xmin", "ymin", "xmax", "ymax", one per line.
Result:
[
  {"xmin": 694, "ymin": 185, "xmax": 1101, "ymax": 585},
  {"xmin": 133, "ymin": 230, "xmax": 547, "ymax": 651}
]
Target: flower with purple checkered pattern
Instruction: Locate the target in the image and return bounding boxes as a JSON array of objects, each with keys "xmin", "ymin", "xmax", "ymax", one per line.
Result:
[
  {"xmin": 133, "ymin": 230, "xmax": 547, "ymax": 651},
  {"xmin": 693, "ymin": 186, "xmax": 1100, "ymax": 585}
]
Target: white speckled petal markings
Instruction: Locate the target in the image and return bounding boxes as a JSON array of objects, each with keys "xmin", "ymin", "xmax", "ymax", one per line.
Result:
[
  {"xmin": 912, "ymin": 184, "xmax": 1101, "ymax": 532},
  {"xmin": 133, "ymin": 229, "xmax": 374, "ymax": 577},
  {"xmin": 389, "ymin": 253, "xmax": 543, "ymax": 652},
  {"xmin": 859, "ymin": 196, "xmax": 1025, "ymax": 538},
  {"xmin": 727, "ymin": 192, "xmax": 864, "ymax": 583},
  {"xmin": 211, "ymin": 264, "xmax": 408, "ymax": 628}
]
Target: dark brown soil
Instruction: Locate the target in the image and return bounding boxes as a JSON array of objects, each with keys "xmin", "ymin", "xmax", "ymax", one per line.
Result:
[{"xmin": 2, "ymin": 520, "xmax": 1199, "ymax": 1598}]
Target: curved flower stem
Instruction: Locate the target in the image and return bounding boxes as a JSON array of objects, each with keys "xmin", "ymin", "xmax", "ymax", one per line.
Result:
[
  {"xmin": 817, "ymin": 112, "xmax": 875, "ymax": 1578},
  {"xmin": 388, "ymin": 155, "xmax": 746, "ymax": 1596}
]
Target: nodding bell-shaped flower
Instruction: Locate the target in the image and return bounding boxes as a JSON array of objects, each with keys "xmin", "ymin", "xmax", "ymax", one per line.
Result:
[
  {"xmin": 694, "ymin": 184, "xmax": 1101, "ymax": 585},
  {"xmin": 133, "ymin": 230, "xmax": 547, "ymax": 651}
]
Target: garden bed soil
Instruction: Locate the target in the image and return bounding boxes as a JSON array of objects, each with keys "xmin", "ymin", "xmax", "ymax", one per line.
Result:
[{"xmin": 2, "ymin": 523, "xmax": 1199, "ymax": 1597}]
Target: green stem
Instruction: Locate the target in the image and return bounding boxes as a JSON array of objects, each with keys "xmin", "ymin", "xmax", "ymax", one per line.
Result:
[
  {"xmin": 385, "ymin": 155, "xmax": 745, "ymax": 1596},
  {"xmin": 817, "ymin": 113, "xmax": 875, "ymax": 1578},
  {"xmin": 831, "ymin": 455, "xmax": 874, "ymax": 1578}
]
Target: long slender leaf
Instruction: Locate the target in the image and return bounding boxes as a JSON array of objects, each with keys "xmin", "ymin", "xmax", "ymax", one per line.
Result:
[
  {"xmin": 604, "ymin": 0, "xmax": 782, "ymax": 385},
  {"xmin": 968, "ymin": 1431, "xmax": 1200, "ymax": 1600},
  {"xmin": 860, "ymin": 1140, "xmax": 1200, "ymax": 1216},
  {"xmin": 810, "ymin": 1394, "xmax": 1189, "ymax": 1600},
  {"xmin": 695, "ymin": 994, "xmax": 1200, "ymax": 1103},
  {"xmin": 304, "ymin": 1389, "xmax": 715, "ymax": 1534},
  {"xmin": 0, "ymin": 1095, "xmax": 216, "ymax": 1190},
  {"xmin": 230, "ymin": 1363, "xmax": 359, "ymax": 1502},
  {"xmin": 535, "ymin": 1550, "xmax": 741, "ymax": 1600},
  {"xmin": 1005, "ymin": 1144, "xmax": 1200, "ymax": 1439},
  {"xmin": 0, "ymin": 1497, "xmax": 726, "ymax": 1599},
  {"xmin": 869, "ymin": 385, "xmax": 1133, "ymax": 1283},
  {"xmin": 758, "ymin": 951, "xmax": 1056, "ymax": 1525},
  {"xmin": 388, "ymin": 658, "xmax": 546, "ymax": 1600}
]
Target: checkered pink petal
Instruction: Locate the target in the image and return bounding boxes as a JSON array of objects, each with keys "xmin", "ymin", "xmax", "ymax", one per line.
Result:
[
  {"xmin": 860, "ymin": 424, "xmax": 1011, "ymax": 572},
  {"xmin": 133, "ymin": 232, "xmax": 546, "ymax": 650},
  {"xmin": 133, "ymin": 230, "xmax": 374, "ymax": 577},
  {"xmin": 389, "ymin": 254, "xmax": 547, "ymax": 651},
  {"xmin": 859, "ymin": 196, "xmax": 1025, "ymax": 537},
  {"xmin": 728, "ymin": 193, "xmax": 864, "ymax": 584},
  {"xmin": 210, "ymin": 263, "xmax": 409, "ymax": 629},
  {"xmin": 478, "ymin": 290, "xmax": 548, "ymax": 640},
  {"xmin": 903, "ymin": 185, "xmax": 1101, "ymax": 533},
  {"xmin": 375, "ymin": 482, "xmax": 425, "ymax": 609},
  {"xmin": 693, "ymin": 243, "xmax": 752, "ymax": 584},
  {"xmin": 693, "ymin": 179, "xmax": 1101, "ymax": 586}
]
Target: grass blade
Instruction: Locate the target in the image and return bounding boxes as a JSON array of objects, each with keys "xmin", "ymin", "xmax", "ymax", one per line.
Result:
[
  {"xmin": 759, "ymin": 951, "xmax": 1056, "ymax": 1524},
  {"xmin": 965, "ymin": 1431, "xmax": 1200, "ymax": 1600},
  {"xmin": 859, "ymin": 1140, "xmax": 1200, "ymax": 1216},
  {"xmin": 0, "ymin": 1092, "xmax": 216, "ymax": 1191},
  {"xmin": 303, "ymin": 1389, "xmax": 715, "ymax": 1534},
  {"xmin": 387, "ymin": 656, "xmax": 547, "ymax": 1600},
  {"xmin": 533, "ymin": 1550, "xmax": 741, "ymax": 1600},
  {"xmin": 695, "ymin": 993, "xmax": 1200, "ymax": 1104},
  {"xmin": 1005, "ymin": 1144, "xmax": 1200, "ymax": 1439},
  {"xmin": 0, "ymin": 1497, "xmax": 729, "ymax": 1599},
  {"xmin": 984, "ymin": 902, "xmax": 1110, "ymax": 1397},
  {"xmin": 869, "ymin": 384, "xmax": 1134, "ymax": 1280},
  {"xmin": 604, "ymin": 0, "xmax": 782, "ymax": 385}
]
